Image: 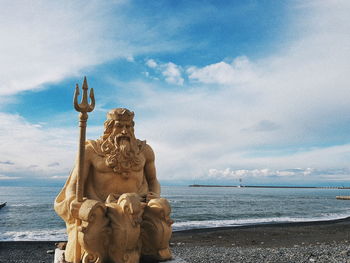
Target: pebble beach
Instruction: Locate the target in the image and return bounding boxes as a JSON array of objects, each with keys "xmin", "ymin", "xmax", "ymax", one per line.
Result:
[
  {"xmin": 1, "ymin": 217, "xmax": 350, "ymax": 263},
  {"xmin": 171, "ymin": 217, "xmax": 350, "ymax": 262}
]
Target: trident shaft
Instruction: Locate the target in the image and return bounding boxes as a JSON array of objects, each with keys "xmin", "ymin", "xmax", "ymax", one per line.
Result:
[
  {"xmin": 73, "ymin": 76, "xmax": 95, "ymax": 202},
  {"xmin": 73, "ymin": 76, "xmax": 95, "ymax": 263}
]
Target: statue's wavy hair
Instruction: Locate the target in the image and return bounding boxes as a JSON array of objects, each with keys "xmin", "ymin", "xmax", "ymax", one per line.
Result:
[{"xmin": 99, "ymin": 118, "xmax": 142, "ymax": 173}]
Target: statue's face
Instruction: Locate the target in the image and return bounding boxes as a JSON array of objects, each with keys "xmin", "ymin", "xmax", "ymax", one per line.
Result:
[
  {"xmin": 112, "ymin": 120, "xmax": 134, "ymax": 143},
  {"xmin": 101, "ymin": 118, "xmax": 141, "ymax": 172}
]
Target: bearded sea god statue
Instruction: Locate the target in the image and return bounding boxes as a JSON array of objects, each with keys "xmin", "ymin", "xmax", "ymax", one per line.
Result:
[{"xmin": 55, "ymin": 105, "xmax": 173, "ymax": 263}]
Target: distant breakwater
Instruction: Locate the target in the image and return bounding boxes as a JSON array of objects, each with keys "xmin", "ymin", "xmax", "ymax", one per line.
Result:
[{"xmin": 189, "ymin": 184, "xmax": 350, "ymax": 189}]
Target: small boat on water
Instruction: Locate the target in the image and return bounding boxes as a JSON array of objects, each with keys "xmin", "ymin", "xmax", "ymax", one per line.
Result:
[
  {"xmin": 0, "ymin": 202, "xmax": 6, "ymax": 209},
  {"xmin": 336, "ymin": 196, "xmax": 350, "ymax": 200}
]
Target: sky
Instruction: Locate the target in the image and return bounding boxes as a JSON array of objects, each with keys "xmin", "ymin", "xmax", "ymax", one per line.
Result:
[{"xmin": 0, "ymin": 0, "xmax": 350, "ymax": 186}]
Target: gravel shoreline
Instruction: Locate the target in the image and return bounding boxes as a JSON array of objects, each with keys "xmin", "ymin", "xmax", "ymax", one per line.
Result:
[
  {"xmin": 169, "ymin": 217, "xmax": 350, "ymax": 262},
  {"xmin": 172, "ymin": 242, "xmax": 350, "ymax": 263},
  {"xmin": 1, "ymin": 217, "xmax": 350, "ymax": 262}
]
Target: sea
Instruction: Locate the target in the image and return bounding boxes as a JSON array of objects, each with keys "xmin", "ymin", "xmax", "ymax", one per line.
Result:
[{"xmin": 1, "ymin": 186, "xmax": 350, "ymax": 241}]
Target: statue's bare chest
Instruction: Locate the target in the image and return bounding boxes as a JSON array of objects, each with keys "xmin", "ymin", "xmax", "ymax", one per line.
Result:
[
  {"xmin": 91, "ymin": 153, "xmax": 146, "ymax": 174},
  {"xmin": 90, "ymin": 154, "xmax": 147, "ymax": 197},
  {"xmin": 92, "ymin": 154, "xmax": 146, "ymax": 179}
]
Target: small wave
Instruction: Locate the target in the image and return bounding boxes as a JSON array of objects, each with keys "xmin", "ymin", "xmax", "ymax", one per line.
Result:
[
  {"xmin": 5, "ymin": 204, "xmax": 33, "ymax": 207},
  {"xmin": 2, "ymin": 214, "xmax": 350, "ymax": 240},
  {"xmin": 0, "ymin": 229, "xmax": 67, "ymax": 241},
  {"xmin": 172, "ymin": 213, "xmax": 350, "ymax": 231},
  {"xmin": 4, "ymin": 203, "xmax": 48, "ymax": 207}
]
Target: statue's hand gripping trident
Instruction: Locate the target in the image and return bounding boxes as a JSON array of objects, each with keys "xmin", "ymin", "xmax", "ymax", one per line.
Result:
[{"xmin": 73, "ymin": 76, "xmax": 95, "ymax": 263}]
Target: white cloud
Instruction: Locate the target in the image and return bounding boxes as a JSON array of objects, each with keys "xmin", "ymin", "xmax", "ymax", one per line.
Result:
[
  {"xmin": 162, "ymin": 62, "xmax": 184, "ymax": 85},
  {"xmin": 188, "ymin": 56, "xmax": 257, "ymax": 85},
  {"xmin": 0, "ymin": 113, "xmax": 76, "ymax": 176},
  {"xmin": 0, "ymin": 1, "xmax": 113, "ymax": 95},
  {"xmin": 0, "ymin": 111, "xmax": 106, "ymax": 179},
  {"xmin": 201, "ymin": 168, "xmax": 350, "ymax": 186},
  {"xmin": 121, "ymin": 1, "xmax": 350, "ymax": 183},
  {"xmin": 126, "ymin": 56, "xmax": 135, "ymax": 62},
  {"xmin": 0, "ymin": 1, "xmax": 183, "ymax": 96},
  {"xmin": 242, "ymin": 120, "xmax": 280, "ymax": 132},
  {"xmin": 50, "ymin": 175, "xmax": 69, "ymax": 180},
  {"xmin": 146, "ymin": 59, "xmax": 158, "ymax": 68},
  {"xmin": 0, "ymin": 174, "xmax": 22, "ymax": 180},
  {"xmin": 0, "ymin": 1, "xmax": 189, "ymax": 179},
  {"xmin": 145, "ymin": 59, "xmax": 184, "ymax": 85},
  {"xmin": 208, "ymin": 167, "xmax": 322, "ymax": 180},
  {"xmin": 206, "ymin": 166, "xmax": 350, "ymax": 183},
  {"xmin": 2, "ymin": 1, "xmax": 350, "ymax": 184}
]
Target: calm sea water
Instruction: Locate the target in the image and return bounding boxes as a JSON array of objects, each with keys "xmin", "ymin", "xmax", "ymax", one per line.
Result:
[{"xmin": 1, "ymin": 186, "xmax": 350, "ymax": 241}]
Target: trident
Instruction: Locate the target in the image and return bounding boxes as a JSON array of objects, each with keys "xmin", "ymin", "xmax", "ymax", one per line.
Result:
[{"xmin": 73, "ymin": 76, "xmax": 95, "ymax": 263}]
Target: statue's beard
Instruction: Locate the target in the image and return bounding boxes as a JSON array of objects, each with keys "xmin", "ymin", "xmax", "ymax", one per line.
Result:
[
  {"xmin": 118, "ymin": 137, "xmax": 131, "ymax": 154},
  {"xmin": 101, "ymin": 133, "xmax": 143, "ymax": 177}
]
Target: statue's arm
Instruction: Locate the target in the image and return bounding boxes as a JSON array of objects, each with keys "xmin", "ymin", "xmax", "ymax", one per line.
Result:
[
  {"xmin": 144, "ymin": 144, "xmax": 161, "ymax": 199},
  {"xmin": 66, "ymin": 143, "xmax": 93, "ymax": 219}
]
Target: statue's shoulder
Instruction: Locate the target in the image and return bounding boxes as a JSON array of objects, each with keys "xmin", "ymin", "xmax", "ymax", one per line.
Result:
[
  {"xmin": 139, "ymin": 141, "xmax": 155, "ymax": 161},
  {"xmin": 85, "ymin": 139, "xmax": 104, "ymax": 156}
]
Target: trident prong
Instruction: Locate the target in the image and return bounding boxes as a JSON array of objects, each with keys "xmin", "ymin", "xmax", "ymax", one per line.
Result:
[{"xmin": 73, "ymin": 76, "xmax": 95, "ymax": 113}]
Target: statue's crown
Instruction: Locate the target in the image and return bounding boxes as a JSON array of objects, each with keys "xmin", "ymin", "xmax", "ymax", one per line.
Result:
[{"xmin": 107, "ymin": 108, "xmax": 134, "ymax": 122}]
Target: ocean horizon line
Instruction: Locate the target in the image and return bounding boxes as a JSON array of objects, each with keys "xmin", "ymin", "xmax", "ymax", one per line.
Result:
[{"xmin": 2, "ymin": 183, "xmax": 350, "ymax": 188}]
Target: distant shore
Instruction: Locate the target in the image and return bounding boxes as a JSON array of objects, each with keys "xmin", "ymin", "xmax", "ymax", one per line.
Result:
[
  {"xmin": 189, "ymin": 184, "xmax": 350, "ymax": 189},
  {"xmin": 2, "ymin": 217, "xmax": 350, "ymax": 262}
]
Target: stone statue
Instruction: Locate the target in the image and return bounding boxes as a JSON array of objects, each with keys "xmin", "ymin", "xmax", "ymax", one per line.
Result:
[{"xmin": 54, "ymin": 80, "xmax": 172, "ymax": 263}]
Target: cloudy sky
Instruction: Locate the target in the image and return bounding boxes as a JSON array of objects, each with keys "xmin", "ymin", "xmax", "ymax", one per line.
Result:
[{"xmin": 1, "ymin": 0, "xmax": 350, "ymax": 186}]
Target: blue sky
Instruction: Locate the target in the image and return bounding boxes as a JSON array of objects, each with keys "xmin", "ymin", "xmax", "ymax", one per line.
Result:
[{"xmin": 1, "ymin": 0, "xmax": 350, "ymax": 186}]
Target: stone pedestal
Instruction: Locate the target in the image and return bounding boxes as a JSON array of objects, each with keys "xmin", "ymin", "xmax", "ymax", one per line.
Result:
[
  {"xmin": 54, "ymin": 248, "xmax": 67, "ymax": 263},
  {"xmin": 54, "ymin": 249, "xmax": 187, "ymax": 263}
]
